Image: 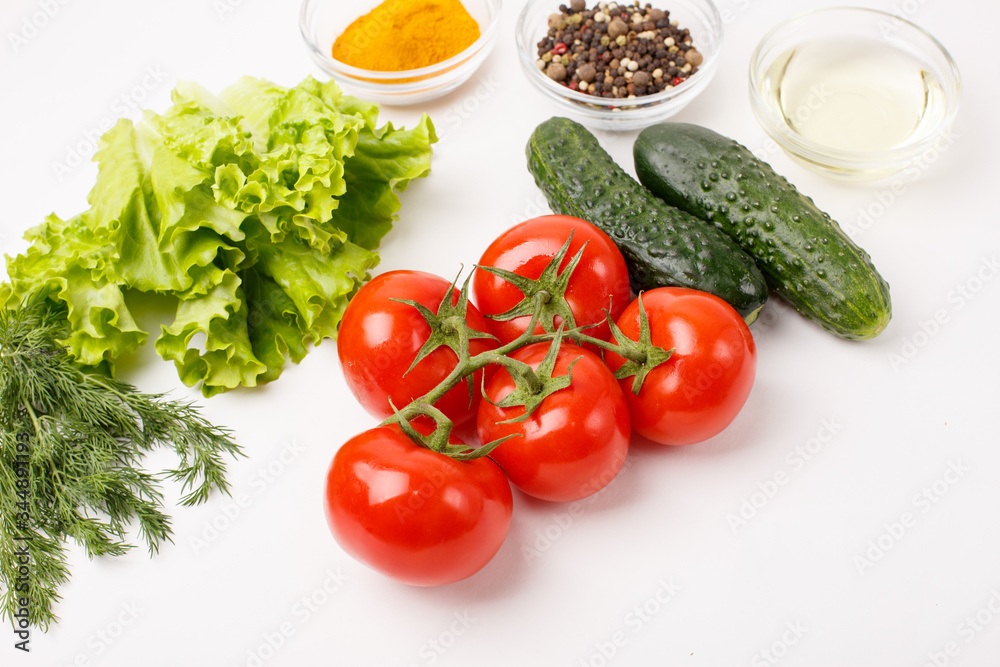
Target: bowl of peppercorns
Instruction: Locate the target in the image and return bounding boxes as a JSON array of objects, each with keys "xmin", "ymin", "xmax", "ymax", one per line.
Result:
[{"xmin": 516, "ymin": 0, "xmax": 723, "ymax": 130}]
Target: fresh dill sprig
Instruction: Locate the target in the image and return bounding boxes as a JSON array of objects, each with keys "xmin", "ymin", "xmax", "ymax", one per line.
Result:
[{"xmin": 0, "ymin": 296, "xmax": 242, "ymax": 630}]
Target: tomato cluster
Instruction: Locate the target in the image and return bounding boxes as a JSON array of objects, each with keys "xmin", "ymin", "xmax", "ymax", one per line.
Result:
[{"xmin": 326, "ymin": 215, "xmax": 757, "ymax": 585}]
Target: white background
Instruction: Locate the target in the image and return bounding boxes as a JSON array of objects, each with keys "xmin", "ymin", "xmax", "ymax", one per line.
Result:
[{"xmin": 2, "ymin": 0, "xmax": 999, "ymax": 665}]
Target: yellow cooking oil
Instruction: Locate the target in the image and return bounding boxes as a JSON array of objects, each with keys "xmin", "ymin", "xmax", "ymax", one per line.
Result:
[{"xmin": 759, "ymin": 36, "xmax": 946, "ymax": 153}]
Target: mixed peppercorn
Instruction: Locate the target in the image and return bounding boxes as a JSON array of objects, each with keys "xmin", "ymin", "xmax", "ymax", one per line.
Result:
[{"xmin": 536, "ymin": 0, "xmax": 703, "ymax": 99}]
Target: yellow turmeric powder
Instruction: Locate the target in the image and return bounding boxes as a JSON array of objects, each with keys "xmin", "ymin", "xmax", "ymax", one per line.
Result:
[{"xmin": 332, "ymin": 0, "xmax": 481, "ymax": 71}]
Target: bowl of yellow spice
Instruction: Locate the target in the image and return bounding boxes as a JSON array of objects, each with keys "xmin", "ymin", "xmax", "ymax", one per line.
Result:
[{"xmin": 300, "ymin": 0, "xmax": 501, "ymax": 105}]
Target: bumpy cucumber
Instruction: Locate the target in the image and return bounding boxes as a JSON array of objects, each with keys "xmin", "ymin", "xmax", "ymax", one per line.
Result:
[
  {"xmin": 634, "ymin": 122, "xmax": 892, "ymax": 340},
  {"xmin": 526, "ymin": 117, "xmax": 768, "ymax": 322}
]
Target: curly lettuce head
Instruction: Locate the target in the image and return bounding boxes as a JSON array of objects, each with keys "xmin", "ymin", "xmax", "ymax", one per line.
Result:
[{"xmin": 2, "ymin": 76, "xmax": 436, "ymax": 396}]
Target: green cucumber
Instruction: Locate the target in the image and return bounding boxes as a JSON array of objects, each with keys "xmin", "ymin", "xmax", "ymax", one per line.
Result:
[
  {"xmin": 526, "ymin": 117, "xmax": 768, "ymax": 322},
  {"xmin": 634, "ymin": 122, "xmax": 892, "ymax": 340}
]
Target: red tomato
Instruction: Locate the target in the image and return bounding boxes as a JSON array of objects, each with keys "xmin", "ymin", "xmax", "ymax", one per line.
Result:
[
  {"xmin": 604, "ymin": 287, "xmax": 757, "ymax": 446},
  {"xmin": 324, "ymin": 423, "xmax": 513, "ymax": 586},
  {"xmin": 337, "ymin": 271, "xmax": 497, "ymax": 434},
  {"xmin": 472, "ymin": 215, "xmax": 631, "ymax": 347},
  {"xmin": 477, "ymin": 342, "xmax": 630, "ymax": 502}
]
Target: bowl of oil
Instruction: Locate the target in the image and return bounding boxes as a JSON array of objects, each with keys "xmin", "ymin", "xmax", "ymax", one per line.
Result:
[{"xmin": 749, "ymin": 7, "xmax": 961, "ymax": 181}]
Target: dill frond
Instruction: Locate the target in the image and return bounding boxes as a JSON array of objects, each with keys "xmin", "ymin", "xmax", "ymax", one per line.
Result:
[{"xmin": 0, "ymin": 296, "xmax": 242, "ymax": 630}]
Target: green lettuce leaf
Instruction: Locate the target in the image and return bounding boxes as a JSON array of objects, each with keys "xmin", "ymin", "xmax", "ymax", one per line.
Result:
[
  {"xmin": 154, "ymin": 270, "xmax": 266, "ymax": 397},
  {"xmin": 86, "ymin": 120, "xmax": 198, "ymax": 294},
  {"xmin": 332, "ymin": 115, "xmax": 437, "ymax": 250},
  {"xmin": 1, "ymin": 213, "xmax": 145, "ymax": 368},
  {"xmin": 245, "ymin": 224, "xmax": 377, "ymax": 343},
  {"xmin": 242, "ymin": 268, "xmax": 309, "ymax": 384}
]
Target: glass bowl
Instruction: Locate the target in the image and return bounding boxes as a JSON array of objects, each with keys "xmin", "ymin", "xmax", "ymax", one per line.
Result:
[
  {"xmin": 516, "ymin": 0, "xmax": 725, "ymax": 131},
  {"xmin": 300, "ymin": 0, "xmax": 502, "ymax": 105},
  {"xmin": 749, "ymin": 7, "xmax": 962, "ymax": 181}
]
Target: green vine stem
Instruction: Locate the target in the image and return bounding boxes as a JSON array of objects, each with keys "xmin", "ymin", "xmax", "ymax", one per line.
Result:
[{"xmin": 380, "ymin": 245, "xmax": 673, "ymax": 460}]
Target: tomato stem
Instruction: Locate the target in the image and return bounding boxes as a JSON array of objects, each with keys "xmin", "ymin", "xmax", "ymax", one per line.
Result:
[{"xmin": 381, "ymin": 271, "xmax": 672, "ymax": 458}]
